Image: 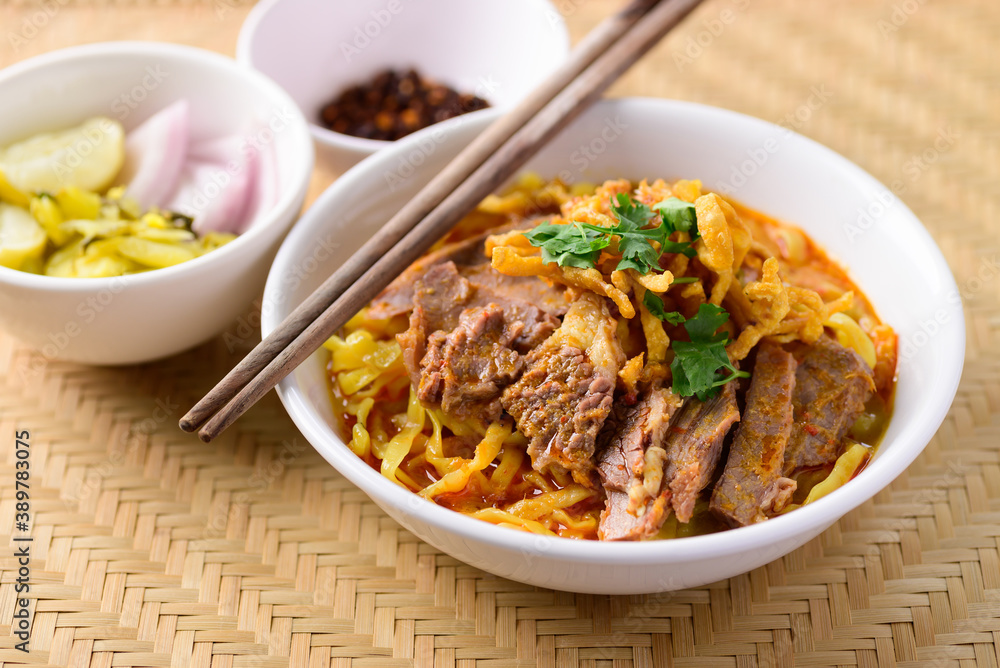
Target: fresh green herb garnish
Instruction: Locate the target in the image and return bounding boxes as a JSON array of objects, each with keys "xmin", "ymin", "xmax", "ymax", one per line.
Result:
[
  {"xmin": 669, "ymin": 303, "xmax": 749, "ymax": 400},
  {"xmin": 653, "ymin": 197, "xmax": 699, "ymax": 238},
  {"xmin": 641, "ymin": 297, "xmax": 748, "ymax": 398},
  {"xmin": 609, "ymin": 191, "xmax": 658, "ymax": 229},
  {"xmin": 599, "ymin": 193, "xmax": 668, "ymax": 273},
  {"xmin": 523, "ymin": 193, "xmax": 743, "ymax": 399},
  {"xmin": 522, "ymin": 220, "xmax": 610, "ymax": 268},
  {"xmin": 642, "ymin": 292, "xmax": 686, "ymax": 324},
  {"xmin": 522, "ymin": 193, "xmax": 699, "ymax": 273}
]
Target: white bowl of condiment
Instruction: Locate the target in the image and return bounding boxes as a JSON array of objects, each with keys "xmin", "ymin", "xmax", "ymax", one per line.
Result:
[
  {"xmin": 0, "ymin": 42, "xmax": 313, "ymax": 365},
  {"xmin": 237, "ymin": 0, "xmax": 570, "ymax": 172},
  {"xmin": 263, "ymin": 98, "xmax": 964, "ymax": 593}
]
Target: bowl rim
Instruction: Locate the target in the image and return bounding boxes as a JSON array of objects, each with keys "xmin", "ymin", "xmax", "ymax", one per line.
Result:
[
  {"xmin": 264, "ymin": 97, "xmax": 966, "ymax": 564},
  {"xmin": 235, "ymin": 0, "xmax": 571, "ymax": 154},
  {"xmin": 0, "ymin": 40, "xmax": 314, "ymax": 292}
]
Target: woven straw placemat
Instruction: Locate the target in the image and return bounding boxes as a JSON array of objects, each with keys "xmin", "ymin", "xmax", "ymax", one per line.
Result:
[{"xmin": 1, "ymin": 1, "xmax": 998, "ymax": 666}]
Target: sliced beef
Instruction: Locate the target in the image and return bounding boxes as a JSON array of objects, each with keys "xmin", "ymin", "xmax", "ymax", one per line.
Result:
[
  {"xmin": 397, "ymin": 263, "xmax": 471, "ymax": 391},
  {"xmin": 711, "ymin": 341, "xmax": 798, "ymax": 527},
  {"xmin": 601, "ymin": 491, "xmax": 673, "ymax": 544},
  {"xmin": 663, "ymin": 380, "xmax": 741, "ymax": 523},
  {"xmin": 397, "ymin": 262, "xmax": 559, "ymax": 425},
  {"xmin": 502, "ymin": 293, "xmax": 625, "ymax": 485},
  {"xmin": 782, "ymin": 334, "xmax": 876, "ymax": 475},
  {"xmin": 369, "ymin": 230, "xmax": 489, "ymax": 319},
  {"xmin": 369, "ymin": 221, "xmax": 568, "ymax": 319},
  {"xmin": 596, "ymin": 388, "xmax": 683, "ymax": 541},
  {"xmin": 460, "ymin": 263, "xmax": 569, "ymax": 316},
  {"xmin": 399, "ymin": 262, "xmax": 557, "ymax": 378},
  {"xmin": 417, "ymin": 305, "xmax": 524, "ymax": 423}
]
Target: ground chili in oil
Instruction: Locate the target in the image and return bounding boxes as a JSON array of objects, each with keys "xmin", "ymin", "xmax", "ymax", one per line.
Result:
[{"xmin": 319, "ymin": 68, "xmax": 490, "ymax": 141}]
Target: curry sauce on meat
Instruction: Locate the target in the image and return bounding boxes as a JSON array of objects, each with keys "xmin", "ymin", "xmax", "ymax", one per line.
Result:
[{"xmin": 325, "ymin": 174, "xmax": 897, "ymax": 540}]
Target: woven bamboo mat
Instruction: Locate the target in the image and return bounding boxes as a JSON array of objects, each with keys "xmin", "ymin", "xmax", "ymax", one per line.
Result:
[{"xmin": 1, "ymin": 1, "xmax": 998, "ymax": 666}]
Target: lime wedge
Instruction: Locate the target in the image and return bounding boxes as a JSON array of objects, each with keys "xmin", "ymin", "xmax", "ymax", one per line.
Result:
[
  {"xmin": 0, "ymin": 203, "xmax": 48, "ymax": 270},
  {"xmin": 0, "ymin": 117, "xmax": 125, "ymax": 194}
]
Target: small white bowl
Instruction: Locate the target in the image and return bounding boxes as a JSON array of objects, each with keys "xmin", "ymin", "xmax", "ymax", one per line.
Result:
[
  {"xmin": 263, "ymin": 98, "xmax": 965, "ymax": 594},
  {"xmin": 237, "ymin": 0, "xmax": 570, "ymax": 172},
  {"xmin": 0, "ymin": 42, "xmax": 313, "ymax": 365}
]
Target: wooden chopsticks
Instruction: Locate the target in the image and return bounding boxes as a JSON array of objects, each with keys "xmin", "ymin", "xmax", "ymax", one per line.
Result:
[
  {"xmin": 181, "ymin": 0, "xmax": 705, "ymax": 442},
  {"xmin": 180, "ymin": 0, "xmax": 659, "ymax": 436}
]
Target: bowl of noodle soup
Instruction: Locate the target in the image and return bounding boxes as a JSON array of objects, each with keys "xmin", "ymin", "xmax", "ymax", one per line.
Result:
[{"xmin": 263, "ymin": 98, "xmax": 964, "ymax": 594}]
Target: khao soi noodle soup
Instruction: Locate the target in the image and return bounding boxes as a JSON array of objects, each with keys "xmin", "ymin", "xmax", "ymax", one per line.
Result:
[{"xmin": 324, "ymin": 174, "xmax": 897, "ymax": 541}]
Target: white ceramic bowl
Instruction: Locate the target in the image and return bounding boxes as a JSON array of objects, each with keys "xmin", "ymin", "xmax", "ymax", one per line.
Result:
[
  {"xmin": 263, "ymin": 98, "xmax": 965, "ymax": 594},
  {"xmin": 0, "ymin": 42, "xmax": 313, "ymax": 365},
  {"xmin": 237, "ymin": 0, "xmax": 569, "ymax": 172}
]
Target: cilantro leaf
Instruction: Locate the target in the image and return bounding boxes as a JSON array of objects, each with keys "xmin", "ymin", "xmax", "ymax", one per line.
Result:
[
  {"xmin": 683, "ymin": 303, "xmax": 730, "ymax": 343},
  {"xmin": 607, "ymin": 193, "xmax": 667, "ymax": 273},
  {"xmin": 670, "ymin": 303, "xmax": 750, "ymax": 400},
  {"xmin": 670, "ymin": 341, "xmax": 734, "ymax": 400},
  {"xmin": 660, "ymin": 240, "xmax": 698, "ymax": 258},
  {"xmin": 671, "ymin": 276, "xmax": 698, "ymax": 284},
  {"xmin": 615, "ymin": 235, "xmax": 663, "ymax": 273},
  {"xmin": 610, "ymin": 192, "xmax": 656, "ymax": 232},
  {"xmin": 520, "ymin": 193, "xmax": 699, "ymax": 275},
  {"xmin": 642, "ymin": 292, "xmax": 686, "ymax": 325},
  {"xmin": 604, "ymin": 194, "xmax": 701, "ymax": 271},
  {"xmin": 654, "ymin": 197, "xmax": 699, "ymax": 238},
  {"xmin": 523, "ymin": 220, "xmax": 610, "ymax": 268}
]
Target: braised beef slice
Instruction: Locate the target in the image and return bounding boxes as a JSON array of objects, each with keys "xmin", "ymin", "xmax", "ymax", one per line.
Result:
[
  {"xmin": 369, "ymin": 230, "xmax": 489, "ymax": 319},
  {"xmin": 397, "ymin": 263, "xmax": 471, "ymax": 392},
  {"xmin": 664, "ymin": 380, "xmax": 741, "ymax": 523},
  {"xmin": 399, "ymin": 262, "xmax": 557, "ymax": 372},
  {"xmin": 711, "ymin": 341, "xmax": 798, "ymax": 527},
  {"xmin": 782, "ymin": 335, "xmax": 876, "ymax": 475},
  {"xmin": 501, "ymin": 294, "xmax": 624, "ymax": 486},
  {"xmin": 417, "ymin": 305, "xmax": 524, "ymax": 424},
  {"xmin": 397, "ymin": 262, "xmax": 559, "ymax": 425},
  {"xmin": 602, "ymin": 492, "xmax": 673, "ymax": 544},
  {"xmin": 503, "ymin": 345, "xmax": 615, "ymax": 484},
  {"xmin": 596, "ymin": 388, "xmax": 683, "ymax": 541},
  {"xmin": 369, "ymin": 221, "xmax": 568, "ymax": 319}
]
